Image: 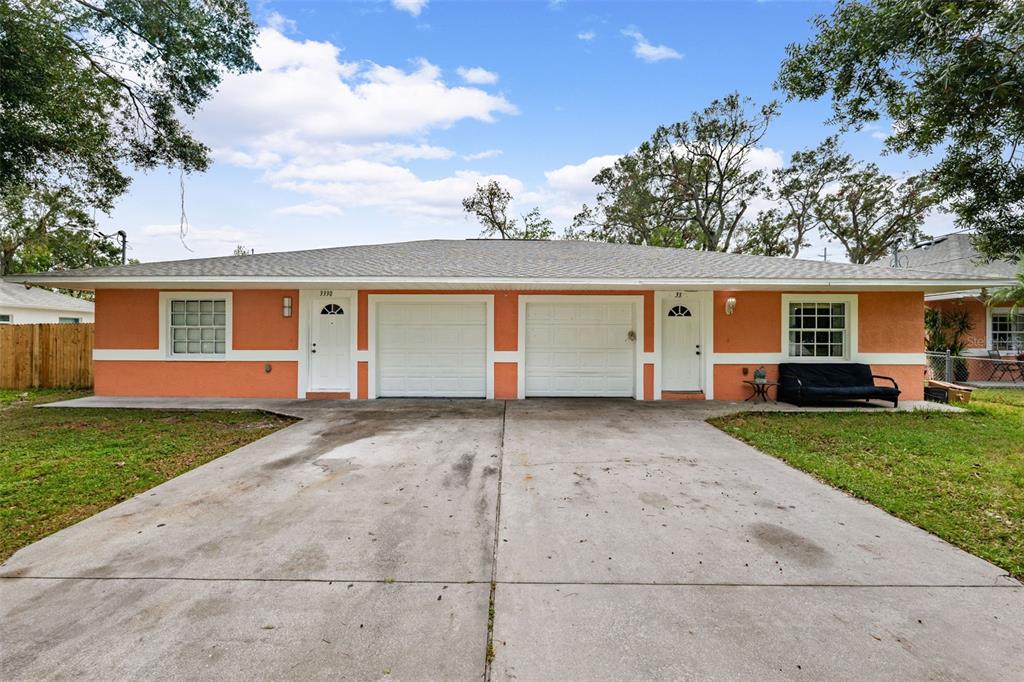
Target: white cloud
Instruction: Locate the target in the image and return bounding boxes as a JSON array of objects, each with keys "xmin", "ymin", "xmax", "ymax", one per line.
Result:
[
  {"xmin": 544, "ymin": 154, "xmax": 621, "ymax": 194},
  {"xmin": 392, "ymin": 0, "xmax": 428, "ymax": 16},
  {"xmin": 273, "ymin": 203, "xmax": 344, "ymax": 217},
  {"xmin": 199, "ymin": 29, "xmax": 516, "ymax": 147},
  {"xmin": 141, "ymin": 224, "xmax": 254, "ymax": 244},
  {"xmin": 462, "ymin": 149, "xmax": 503, "ymax": 161},
  {"xmin": 268, "ymin": 162, "xmax": 523, "ymax": 219},
  {"xmin": 456, "ymin": 66, "xmax": 499, "ymax": 85},
  {"xmin": 577, "ymin": 31, "xmax": 596, "ymax": 41},
  {"xmin": 264, "ymin": 11, "xmax": 297, "ymax": 34},
  {"xmin": 745, "ymin": 146, "xmax": 784, "ymax": 173},
  {"xmin": 194, "ymin": 27, "xmax": 523, "ymax": 221},
  {"xmin": 622, "ymin": 27, "xmax": 682, "ymax": 63}
]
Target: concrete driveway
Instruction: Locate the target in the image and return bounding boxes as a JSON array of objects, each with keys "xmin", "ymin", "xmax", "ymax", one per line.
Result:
[{"xmin": 1, "ymin": 399, "xmax": 1021, "ymax": 681}]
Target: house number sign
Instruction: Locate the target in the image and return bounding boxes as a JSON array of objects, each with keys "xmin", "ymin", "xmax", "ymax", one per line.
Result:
[{"xmin": 320, "ymin": 290, "xmax": 334, "ymax": 297}]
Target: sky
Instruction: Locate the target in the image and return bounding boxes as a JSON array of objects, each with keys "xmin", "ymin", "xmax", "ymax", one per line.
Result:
[{"xmin": 101, "ymin": 0, "xmax": 952, "ymax": 264}]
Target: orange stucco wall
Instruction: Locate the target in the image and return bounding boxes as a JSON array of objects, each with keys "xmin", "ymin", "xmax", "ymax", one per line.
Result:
[
  {"xmin": 714, "ymin": 364, "xmax": 781, "ymax": 401},
  {"xmin": 95, "ymin": 289, "xmax": 159, "ymax": 349},
  {"xmin": 494, "ymin": 362, "xmax": 518, "ymax": 399},
  {"xmin": 94, "ymin": 361, "xmax": 297, "ymax": 398},
  {"xmin": 860, "ymin": 291, "xmax": 924, "ymax": 353},
  {"xmin": 232, "ymin": 290, "xmax": 299, "ymax": 350},
  {"xmin": 927, "ymin": 298, "xmax": 988, "ymax": 349},
  {"xmin": 713, "ymin": 291, "xmax": 782, "ymax": 353},
  {"xmin": 713, "ymin": 363, "xmax": 924, "ymax": 402},
  {"xmin": 643, "ymin": 363, "xmax": 654, "ymax": 400},
  {"xmin": 92, "ymin": 287, "xmax": 927, "ymax": 402},
  {"xmin": 494, "ymin": 293, "xmax": 519, "ymax": 351}
]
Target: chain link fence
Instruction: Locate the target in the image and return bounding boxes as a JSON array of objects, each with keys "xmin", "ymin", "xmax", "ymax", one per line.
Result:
[{"xmin": 926, "ymin": 351, "xmax": 1024, "ymax": 385}]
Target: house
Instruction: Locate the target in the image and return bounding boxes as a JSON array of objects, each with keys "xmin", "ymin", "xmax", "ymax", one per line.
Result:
[
  {"xmin": 0, "ymin": 281, "xmax": 95, "ymax": 325},
  {"xmin": 899, "ymin": 233, "xmax": 1022, "ymax": 355},
  {"xmin": 8, "ymin": 239, "xmax": 1014, "ymax": 401}
]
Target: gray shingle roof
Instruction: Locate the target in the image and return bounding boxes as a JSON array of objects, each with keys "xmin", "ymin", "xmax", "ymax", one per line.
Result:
[
  {"xmin": 898, "ymin": 233, "xmax": 1019, "ymax": 278},
  {"xmin": 7, "ymin": 239, "xmax": 1015, "ymax": 284},
  {"xmin": 0, "ymin": 281, "xmax": 94, "ymax": 312}
]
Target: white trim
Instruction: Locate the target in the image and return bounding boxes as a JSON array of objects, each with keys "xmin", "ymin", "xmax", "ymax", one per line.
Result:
[
  {"xmin": 302, "ymin": 290, "xmax": 355, "ymax": 397},
  {"xmin": 989, "ymin": 306, "xmax": 1024, "ymax": 353},
  {"xmin": 517, "ymin": 294, "xmax": 645, "ymax": 400},
  {"xmin": 94, "ymin": 349, "xmax": 301, "ymax": 362},
  {"xmin": 780, "ymin": 293, "xmax": 858, "ymax": 362},
  {"xmin": 367, "ymin": 294, "xmax": 494, "ymax": 400},
  {"xmin": 492, "ymin": 350, "xmax": 520, "ymax": 363},
  {"xmin": 924, "ymin": 289, "xmax": 984, "ymax": 302},
  {"xmin": 654, "ymin": 291, "xmax": 712, "ymax": 398},
  {"xmin": 710, "ymin": 352, "xmax": 925, "ymax": 366},
  {"xmin": 159, "ymin": 291, "xmax": 233, "ymax": 360}
]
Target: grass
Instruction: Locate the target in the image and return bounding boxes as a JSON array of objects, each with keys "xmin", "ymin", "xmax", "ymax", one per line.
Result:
[
  {"xmin": 709, "ymin": 388, "xmax": 1024, "ymax": 580},
  {"xmin": 0, "ymin": 389, "xmax": 296, "ymax": 562}
]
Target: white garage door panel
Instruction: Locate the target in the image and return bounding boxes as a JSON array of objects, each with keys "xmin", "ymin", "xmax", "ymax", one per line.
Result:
[
  {"xmin": 525, "ymin": 301, "xmax": 636, "ymax": 397},
  {"xmin": 376, "ymin": 302, "xmax": 487, "ymax": 397}
]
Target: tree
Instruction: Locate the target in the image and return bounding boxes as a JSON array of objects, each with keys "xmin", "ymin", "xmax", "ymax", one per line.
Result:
[
  {"xmin": 462, "ymin": 181, "xmax": 554, "ymax": 239},
  {"xmin": 768, "ymin": 136, "xmax": 852, "ymax": 258},
  {"xmin": 232, "ymin": 245, "xmax": 252, "ymax": 257},
  {"xmin": 988, "ymin": 261, "xmax": 1024, "ymax": 312},
  {"xmin": 569, "ymin": 93, "xmax": 779, "ymax": 252},
  {"xmin": 778, "ymin": 0, "xmax": 1024, "ymax": 260},
  {"xmin": 815, "ymin": 166, "xmax": 938, "ymax": 264},
  {"xmin": 1, "ymin": 0, "xmax": 258, "ymax": 266},
  {"xmin": 0, "ymin": 184, "xmax": 121, "ymax": 276},
  {"xmin": 735, "ymin": 209, "xmax": 796, "ymax": 257}
]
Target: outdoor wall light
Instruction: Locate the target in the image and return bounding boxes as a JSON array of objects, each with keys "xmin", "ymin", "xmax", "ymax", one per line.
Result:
[
  {"xmin": 282, "ymin": 296, "xmax": 293, "ymax": 318},
  {"xmin": 725, "ymin": 296, "xmax": 737, "ymax": 316}
]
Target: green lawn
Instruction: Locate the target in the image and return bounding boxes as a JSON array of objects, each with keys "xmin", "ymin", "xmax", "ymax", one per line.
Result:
[
  {"xmin": 0, "ymin": 389, "xmax": 295, "ymax": 562},
  {"xmin": 709, "ymin": 389, "xmax": 1024, "ymax": 580}
]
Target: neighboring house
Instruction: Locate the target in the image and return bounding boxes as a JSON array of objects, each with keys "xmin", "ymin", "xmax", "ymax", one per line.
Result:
[
  {"xmin": 9, "ymin": 239, "xmax": 1013, "ymax": 401},
  {"xmin": 898, "ymin": 233, "xmax": 1022, "ymax": 355},
  {"xmin": 0, "ymin": 281, "xmax": 95, "ymax": 325}
]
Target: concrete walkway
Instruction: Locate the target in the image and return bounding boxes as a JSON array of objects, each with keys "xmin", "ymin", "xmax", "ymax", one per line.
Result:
[{"xmin": 1, "ymin": 399, "xmax": 1019, "ymax": 680}]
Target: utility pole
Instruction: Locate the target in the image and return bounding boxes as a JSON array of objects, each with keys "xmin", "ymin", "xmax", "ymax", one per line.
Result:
[
  {"xmin": 819, "ymin": 246, "xmax": 828, "ymax": 262},
  {"xmin": 95, "ymin": 230, "xmax": 128, "ymax": 264}
]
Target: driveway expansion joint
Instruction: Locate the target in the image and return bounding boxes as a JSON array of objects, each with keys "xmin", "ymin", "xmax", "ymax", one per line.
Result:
[
  {"xmin": 2, "ymin": 576, "xmax": 1018, "ymax": 588},
  {"xmin": 483, "ymin": 400, "xmax": 508, "ymax": 682}
]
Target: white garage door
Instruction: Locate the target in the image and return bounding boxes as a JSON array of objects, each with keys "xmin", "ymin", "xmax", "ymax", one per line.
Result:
[
  {"xmin": 376, "ymin": 302, "xmax": 487, "ymax": 397},
  {"xmin": 525, "ymin": 301, "xmax": 636, "ymax": 397}
]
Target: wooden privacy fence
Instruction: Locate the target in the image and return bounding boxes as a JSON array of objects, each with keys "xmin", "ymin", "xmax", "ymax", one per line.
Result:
[{"xmin": 0, "ymin": 323, "xmax": 94, "ymax": 389}]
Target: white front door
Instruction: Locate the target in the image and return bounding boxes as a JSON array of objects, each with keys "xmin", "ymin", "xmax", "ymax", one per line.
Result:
[
  {"xmin": 376, "ymin": 302, "xmax": 487, "ymax": 397},
  {"xmin": 309, "ymin": 298, "xmax": 351, "ymax": 391},
  {"xmin": 524, "ymin": 301, "xmax": 636, "ymax": 397},
  {"xmin": 662, "ymin": 298, "xmax": 701, "ymax": 391}
]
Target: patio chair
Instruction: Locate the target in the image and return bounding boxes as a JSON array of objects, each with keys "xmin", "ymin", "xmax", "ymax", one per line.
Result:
[{"xmin": 987, "ymin": 350, "xmax": 1024, "ymax": 382}]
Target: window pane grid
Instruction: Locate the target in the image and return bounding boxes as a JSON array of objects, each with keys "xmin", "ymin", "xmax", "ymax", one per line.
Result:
[
  {"xmin": 787, "ymin": 301, "xmax": 847, "ymax": 358},
  {"xmin": 169, "ymin": 299, "xmax": 227, "ymax": 355},
  {"xmin": 992, "ymin": 313, "xmax": 1024, "ymax": 352}
]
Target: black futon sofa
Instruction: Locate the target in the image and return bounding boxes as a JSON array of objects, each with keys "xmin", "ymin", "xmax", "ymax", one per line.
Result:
[{"xmin": 777, "ymin": 363, "xmax": 901, "ymax": 408}]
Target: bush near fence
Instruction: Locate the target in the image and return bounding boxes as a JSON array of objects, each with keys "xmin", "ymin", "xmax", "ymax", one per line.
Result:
[{"xmin": 0, "ymin": 324, "xmax": 94, "ymax": 389}]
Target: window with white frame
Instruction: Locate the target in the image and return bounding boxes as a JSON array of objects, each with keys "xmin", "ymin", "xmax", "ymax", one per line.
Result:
[
  {"xmin": 169, "ymin": 298, "xmax": 227, "ymax": 355},
  {"xmin": 787, "ymin": 300, "xmax": 849, "ymax": 358},
  {"xmin": 58, "ymin": 317, "xmax": 81, "ymax": 324},
  {"xmin": 0, "ymin": 314, "xmax": 11, "ymax": 324},
  {"xmin": 991, "ymin": 310, "xmax": 1024, "ymax": 352}
]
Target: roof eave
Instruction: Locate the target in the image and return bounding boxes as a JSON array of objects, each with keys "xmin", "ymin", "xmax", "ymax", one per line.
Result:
[{"xmin": 5, "ymin": 274, "xmax": 1017, "ymax": 292}]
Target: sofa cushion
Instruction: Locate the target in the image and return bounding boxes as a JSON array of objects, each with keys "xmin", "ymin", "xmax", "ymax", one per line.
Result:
[{"xmin": 778, "ymin": 362, "xmax": 874, "ymax": 388}]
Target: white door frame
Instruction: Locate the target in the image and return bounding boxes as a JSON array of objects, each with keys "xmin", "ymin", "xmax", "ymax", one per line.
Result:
[
  {"xmin": 517, "ymin": 295, "xmax": 645, "ymax": 400},
  {"xmin": 653, "ymin": 291, "xmax": 713, "ymax": 399},
  {"xmin": 659, "ymin": 293, "xmax": 704, "ymax": 392},
  {"xmin": 366, "ymin": 294, "xmax": 495, "ymax": 399},
  {"xmin": 297, "ymin": 289, "xmax": 358, "ymax": 398}
]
